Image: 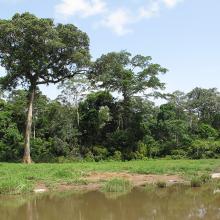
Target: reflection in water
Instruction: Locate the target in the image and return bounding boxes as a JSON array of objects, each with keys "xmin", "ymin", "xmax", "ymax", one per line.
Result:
[{"xmin": 1, "ymin": 186, "xmax": 220, "ymax": 220}]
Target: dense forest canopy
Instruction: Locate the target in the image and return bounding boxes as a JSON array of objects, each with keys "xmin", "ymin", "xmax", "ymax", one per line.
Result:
[
  {"xmin": 0, "ymin": 86, "xmax": 219, "ymax": 162},
  {"xmin": 0, "ymin": 13, "xmax": 220, "ymax": 163}
]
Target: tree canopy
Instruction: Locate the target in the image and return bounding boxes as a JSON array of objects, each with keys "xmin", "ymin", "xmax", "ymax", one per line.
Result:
[{"xmin": 0, "ymin": 12, "xmax": 90, "ymax": 163}]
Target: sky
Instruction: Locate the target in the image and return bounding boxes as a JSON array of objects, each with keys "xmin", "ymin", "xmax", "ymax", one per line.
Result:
[{"xmin": 0, "ymin": 0, "xmax": 219, "ymax": 100}]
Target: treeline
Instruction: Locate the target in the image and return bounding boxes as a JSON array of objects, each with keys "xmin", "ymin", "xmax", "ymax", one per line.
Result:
[
  {"xmin": 0, "ymin": 86, "xmax": 219, "ymax": 162},
  {"xmin": 0, "ymin": 13, "xmax": 220, "ymax": 162}
]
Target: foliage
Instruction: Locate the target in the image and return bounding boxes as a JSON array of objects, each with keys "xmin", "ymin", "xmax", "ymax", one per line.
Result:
[
  {"xmin": 0, "ymin": 12, "xmax": 90, "ymax": 90},
  {"xmin": 111, "ymin": 151, "xmax": 122, "ymax": 161},
  {"xmin": 188, "ymin": 140, "xmax": 220, "ymax": 159},
  {"xmin": 0, "ymin": 12, "xmax": 90, "ymax": 162},
  {"xmin": 198, "ymin": 123, "xmax": 218, "ymax": 139},
  {"xmin": 0, "ymin": 13, "xmax": 219, "ymax": 162},
  {"xmin": 0, "ymin": 86, "xmax": 220, "ymax": 161}
]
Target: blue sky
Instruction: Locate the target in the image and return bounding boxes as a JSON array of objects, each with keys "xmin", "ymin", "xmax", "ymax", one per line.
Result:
[{"xmin": 0, "ymin": 0, "xmax": 219, "ymax": 99}]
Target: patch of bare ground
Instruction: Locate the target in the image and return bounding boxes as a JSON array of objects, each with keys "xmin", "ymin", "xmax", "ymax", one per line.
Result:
[
  {"xmin": 56, "ymin": 183, "xmax": 100, "ymax": 191},
  {"xmin": 34, "ymin": 182, "xmax": 49, "ymax": 193},
  {"xmin": 34, "ymin": 172, "xmax": 187, "ymax": 193},
  {"xmin": 84, "ymin": 172, "xmax": 186, "ymax": 187}
]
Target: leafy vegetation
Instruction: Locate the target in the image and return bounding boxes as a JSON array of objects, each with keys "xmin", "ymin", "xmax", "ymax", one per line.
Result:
[
  {"xmin": 0, "ymin": 159, "xmax": 220, "ymax": 194},
  {"xmin": 0, "ymin": 13, "xmax": 219, "ymax": 163},
  {"xmin": 0, "ymin": 87, "xmax": 219, "ymax": 162}
]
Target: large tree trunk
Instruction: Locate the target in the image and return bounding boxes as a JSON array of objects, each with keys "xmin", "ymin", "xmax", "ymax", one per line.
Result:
[{"xmin": 23, "ymin": 86, "xmax": 35, "ymax": 164}]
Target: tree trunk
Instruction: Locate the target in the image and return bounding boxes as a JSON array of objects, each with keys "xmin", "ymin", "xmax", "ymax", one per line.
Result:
[
  {"xmin": 76, "ymin": 106, "xmax": 80, "ymax": 128},
  {"xmin": 23, "ymin": 86, "xmax": 35, "ymax": 164},
  {"xmin": 122, "ymin": 90, "xmax": 131, "ymax": 130}
]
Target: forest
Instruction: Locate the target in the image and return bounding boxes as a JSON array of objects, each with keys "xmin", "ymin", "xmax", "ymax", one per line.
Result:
[
  {"xmin": 0, "ymin": 13, "xmax": 220, "ymax": 163},
  {"xmin": 0, "ymin": 86, "xmax": 220, "ymax": 162}
]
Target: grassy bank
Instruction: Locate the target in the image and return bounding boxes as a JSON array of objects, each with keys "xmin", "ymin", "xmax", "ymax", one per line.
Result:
[{"xmin": 0, "ymin": 159, "xmax": 220, "ymax": 195}]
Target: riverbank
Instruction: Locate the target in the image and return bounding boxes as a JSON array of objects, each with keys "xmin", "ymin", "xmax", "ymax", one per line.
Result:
[{"xmin": 1, "ymin": 159, "xmax": 220, "ymax": 195}]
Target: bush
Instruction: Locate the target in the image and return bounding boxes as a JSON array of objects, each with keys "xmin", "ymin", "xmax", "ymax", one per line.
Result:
[
  {"xmin": 0, "ymin": 125, "xmax": 23, "ymax": 162},
  {"xmin": 137, "ymin": 141, "xmax": 147, "ymax": 156},
  {"xmin": 84, "ymin": 151, "xmax": 95, "ymax": 162},
  {"xmin": 142, "ymin": 136, "xmax": 160, "ymax": 158},
  {"xmin": 112, "ymin": 151, "xmax": 122, "ymax": 161},
  {"xmin": 198, "ymin": 123, "xmax": 218, "ymax": 139},
  {"xmin": 57, "ymin": 156, "xmax": 80, "ymax": 163},
  {"xmin": 31, "ymin": 138, "xmax": 54, "ymax": 162},
  {"xmin": 171, "ymin": 149, "xmax": 187, "ymax": 159},
  {"xmin": 188, "ymin": 140, "xmax": 220, "ymax": 159},
  {"xmin": 130, "ymin": 151, "xmax": 145, "ymax": 160},
  {"xmin": 92, "ymin": 145, "xmax": 108, "ymax": 161}
]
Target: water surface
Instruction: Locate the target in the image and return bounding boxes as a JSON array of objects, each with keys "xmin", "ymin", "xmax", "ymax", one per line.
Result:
[{"xmin": 1, "ymin": 186, "xmax": 220, "ymax": 220}]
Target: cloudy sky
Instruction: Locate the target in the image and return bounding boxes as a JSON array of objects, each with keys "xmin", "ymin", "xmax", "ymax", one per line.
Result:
[{"xmin": 0, "ymin": 0, "xmax": 219, "ymax": 99}]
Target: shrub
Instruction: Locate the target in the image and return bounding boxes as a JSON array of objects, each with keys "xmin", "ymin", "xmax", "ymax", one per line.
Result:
[
  {"xmin": 188, "ymin": 140, "xmax": 220, "ymax": 159},
  {"xmin": 131, "ymin": 151, "xmax": 145, "ymax": 160},
  {"xmin": 171, "ymin": 149, "xmax": 187, "ymax": 159},
  {"xmin": 198, "ymin": 123, "xmax": 218, "ymax": 139},
  {"xmin": 84, "ymin": 151, "xmax": 95, "ymax": 162},
  {"xmin": 92, "ymin": 145, "xmax": 108, "ymax": 161},
  {"xmin": 31, "ymin": 138, "xmax": 54, "ymax": 162},
  {"xmin": 112, "ymin": 151, "xmax": 122, "ymax": 161},
  {"xmin": 0, "ymin": 125, "xmax": 23, "ymax": 162},
  {"xmin": 137, "ymin": 141, "xmax": 147, "ymax": 156}
]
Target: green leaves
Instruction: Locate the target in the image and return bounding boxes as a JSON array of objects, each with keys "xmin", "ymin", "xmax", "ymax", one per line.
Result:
[
  {"xmin": 92, "ymin": 51, "xmax": 167, "ymax": 95},
  {"xmin": 0, "ymin": 12, "xmax": 91, "ymax": 89}
]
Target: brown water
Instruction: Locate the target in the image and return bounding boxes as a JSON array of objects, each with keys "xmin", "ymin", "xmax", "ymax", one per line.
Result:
[{"xmin": 1, "ymin": 186, "xmax": 220, "ymax": 220}]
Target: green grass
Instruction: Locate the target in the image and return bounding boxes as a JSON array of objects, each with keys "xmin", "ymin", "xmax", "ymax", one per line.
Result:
[
  {"xmin": 0, "ymin": 159, "xmax": 220, "ymax": 195},
  {"xmin": 102, "ymin": 178, "xmax": 132, "ymax": 193},
  {"xmin": 190, "ymin": 173, "xmax": 212, "ymax": 187},
  {"xmin": 190, "ymin": 177, "xmax": 202, "ymax": 187}
]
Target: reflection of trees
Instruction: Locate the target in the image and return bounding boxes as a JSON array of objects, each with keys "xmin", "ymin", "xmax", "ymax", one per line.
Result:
[{"xmin": 1, "ymin": 186, "xmax": 220, "ymax": 220}]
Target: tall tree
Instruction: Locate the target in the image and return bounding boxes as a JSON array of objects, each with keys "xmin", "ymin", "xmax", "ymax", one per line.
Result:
[
  {"xmin": 58, "ymin": 75, "xmax": 91, "ymax": 127},
  {"xmin": 187, "ymin": 87, "xmax": 220, "ymax": 124},
  {"xmin": 91, "ymin": 51, "xmax": 167, "ymax": 128},
  {"xmin": 0, "ymin": 13, "xmax": 90, "ymax": 163}
]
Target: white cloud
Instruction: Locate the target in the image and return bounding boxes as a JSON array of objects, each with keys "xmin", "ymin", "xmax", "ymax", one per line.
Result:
[
  {"xmin": 138, "ymin": 1, "xmax": 160, "ymax": 19},
  {"xmin": 54, "ymin": 0, "xmax": 184, "ymax": 36},
  {"xmin": 55, "ymin": 0, "xmax": 106, "ymax": 18},
  {"xmin": 100, "ymin": 9, "xmax": 134, "ymax": 36},
  {"xmin": 103, "ymin": 0, "xmax": 184, "ymax": 35},
  {"xmin": 163, "ymin": 0, "xmax": 183, "ymax": 8}
]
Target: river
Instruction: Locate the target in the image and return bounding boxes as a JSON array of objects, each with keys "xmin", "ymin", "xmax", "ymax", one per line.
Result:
[{"xmin": 1, "ymin": 185, "xmax": 220, "ymax": 220}]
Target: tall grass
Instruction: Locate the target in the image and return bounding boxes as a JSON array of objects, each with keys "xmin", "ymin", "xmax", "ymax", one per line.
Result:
[
  {"xmin": 0, "ymin": 159, "xmax": 219, "ymax": 194},
  {"xmin": 102, "ymin": 178, "xmax": 132, "ymax": 193}
]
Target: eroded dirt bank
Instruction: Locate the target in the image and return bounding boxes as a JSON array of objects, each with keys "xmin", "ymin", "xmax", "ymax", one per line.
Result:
[{"xmin": 34, "ymin": 172, "xmax": 187, "ymax": 193}]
